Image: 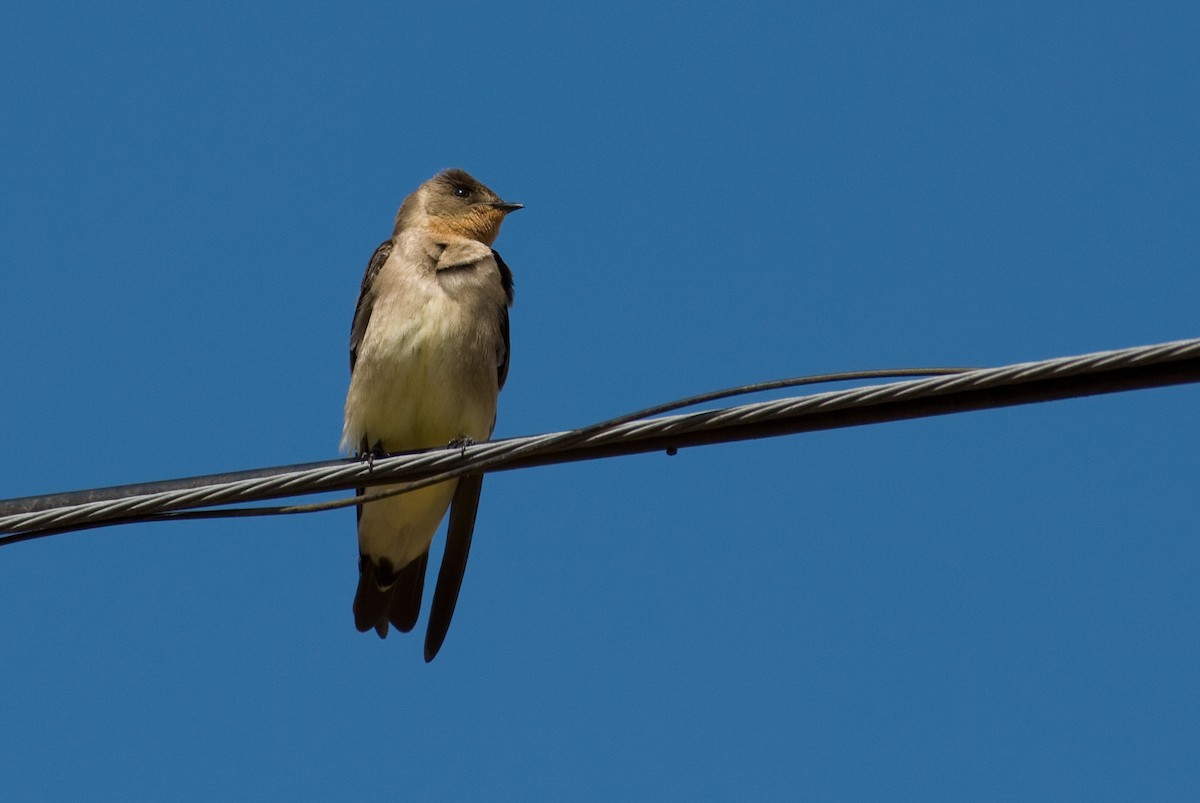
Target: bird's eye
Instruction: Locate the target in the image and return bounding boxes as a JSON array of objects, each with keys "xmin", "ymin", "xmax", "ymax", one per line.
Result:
[{"xmin": 452, "ymin": 186, "xmax": 471, "ymax": 198}]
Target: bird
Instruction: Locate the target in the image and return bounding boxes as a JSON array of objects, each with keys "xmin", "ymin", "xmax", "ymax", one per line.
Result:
[{"xmin": 341, "ymin": 168, "xmax": 519, "ymax": 662}]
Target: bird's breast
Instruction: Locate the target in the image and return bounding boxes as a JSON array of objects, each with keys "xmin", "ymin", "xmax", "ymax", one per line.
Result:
[{"xmin": 342, "ymin": 263, "xmax": 500, "ymax": 454}]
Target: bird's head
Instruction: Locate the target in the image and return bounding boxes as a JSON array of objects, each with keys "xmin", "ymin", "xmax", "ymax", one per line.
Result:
[{"xmin": 396, "ymin": 168, "xmax": 522, "ymax": 245}]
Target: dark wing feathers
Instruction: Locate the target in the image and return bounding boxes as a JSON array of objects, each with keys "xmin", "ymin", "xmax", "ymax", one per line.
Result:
[
  {"xmin": 421, "ymin": 251, "xmax": 513, "ymax": 659},
  {"xmin": 349, "ymin": 239, "xmax": 393, "ymax": 373},
  {"xmin": 493, "ymin": 248, "xmax": 514, "ymax": 389},
  {"xmin": 425, "ymin": 473, "xmax": 485, "ymax": 662}
]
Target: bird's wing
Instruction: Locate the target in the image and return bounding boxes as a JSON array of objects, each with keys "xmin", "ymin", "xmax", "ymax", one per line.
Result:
[
  {"xmin": 424, "ymin": 473, "xmax": 484, "ymax": 662},
  {"xmin": 348, "ymin": 239, "xmax": 411, "ymax": 640},
  {"xmin": 423, "ymin": 249, "xmax": 514, "ymax": 661},
  {"xmin": 493, "ymin": 249, "xmax": 514, "ymax": 389},
  {"xmin": 348, "ymin": 239, "xmax": 393, "ymax": 373}
]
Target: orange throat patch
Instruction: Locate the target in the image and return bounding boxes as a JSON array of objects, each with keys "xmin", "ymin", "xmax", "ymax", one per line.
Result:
[{"xmin": 428, "ymin": 207, "xmax": 506, "ymax": 246}]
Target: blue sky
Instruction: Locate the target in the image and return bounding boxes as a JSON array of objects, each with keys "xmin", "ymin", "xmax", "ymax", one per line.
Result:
[{"xmin": 2, "ymin": 2, "xmax": 1198, "ymax": 799}]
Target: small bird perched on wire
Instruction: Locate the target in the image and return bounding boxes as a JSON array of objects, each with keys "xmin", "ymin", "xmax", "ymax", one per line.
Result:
[{"xmin": 341, "ymin": 168, "xmax": 520, "ymax": 662}]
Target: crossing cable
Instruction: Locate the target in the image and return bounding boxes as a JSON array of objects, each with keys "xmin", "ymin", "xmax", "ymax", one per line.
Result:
[{"xmin": 1, "ymin": 336, "xmax": 1198, "ymax": 546}]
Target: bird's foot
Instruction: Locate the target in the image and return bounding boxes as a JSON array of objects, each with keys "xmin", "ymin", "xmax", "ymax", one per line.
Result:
[
  {"xmin": 358, "ymin": 440, "xmax": 386, "ymax": 471},
  {"xmin": 447, "ymin": 436, "xmax": 475, "ymax": 456}
]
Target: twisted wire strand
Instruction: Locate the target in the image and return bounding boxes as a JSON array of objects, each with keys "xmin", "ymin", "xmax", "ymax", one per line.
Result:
[{"xmin": 1, "ymin": 336, "xmax": 1197, "ymax": 542}]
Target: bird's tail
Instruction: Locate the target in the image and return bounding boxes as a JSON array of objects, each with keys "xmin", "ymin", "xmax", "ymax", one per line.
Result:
[{"xmin": 353, "ymin": 551, "xmax": 429, "ymax": 637}]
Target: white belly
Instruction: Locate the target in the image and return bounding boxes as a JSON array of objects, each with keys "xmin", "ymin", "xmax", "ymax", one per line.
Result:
[
  {"xmin": 343, "ymin": 287, "xmax": 498, "ymax": 453},
  {"xmin": 357, "ymin": 480, "xmax": 458, "ymax": 567},
  {"xmin": 342, "ymin": 269, "xmax": 500, "ymax": 565}
]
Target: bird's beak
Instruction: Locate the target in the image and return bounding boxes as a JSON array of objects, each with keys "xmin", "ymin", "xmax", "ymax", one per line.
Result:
[{"xmin": 490, "ymin": 202, "xmax": 524, "ymax": 213}]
